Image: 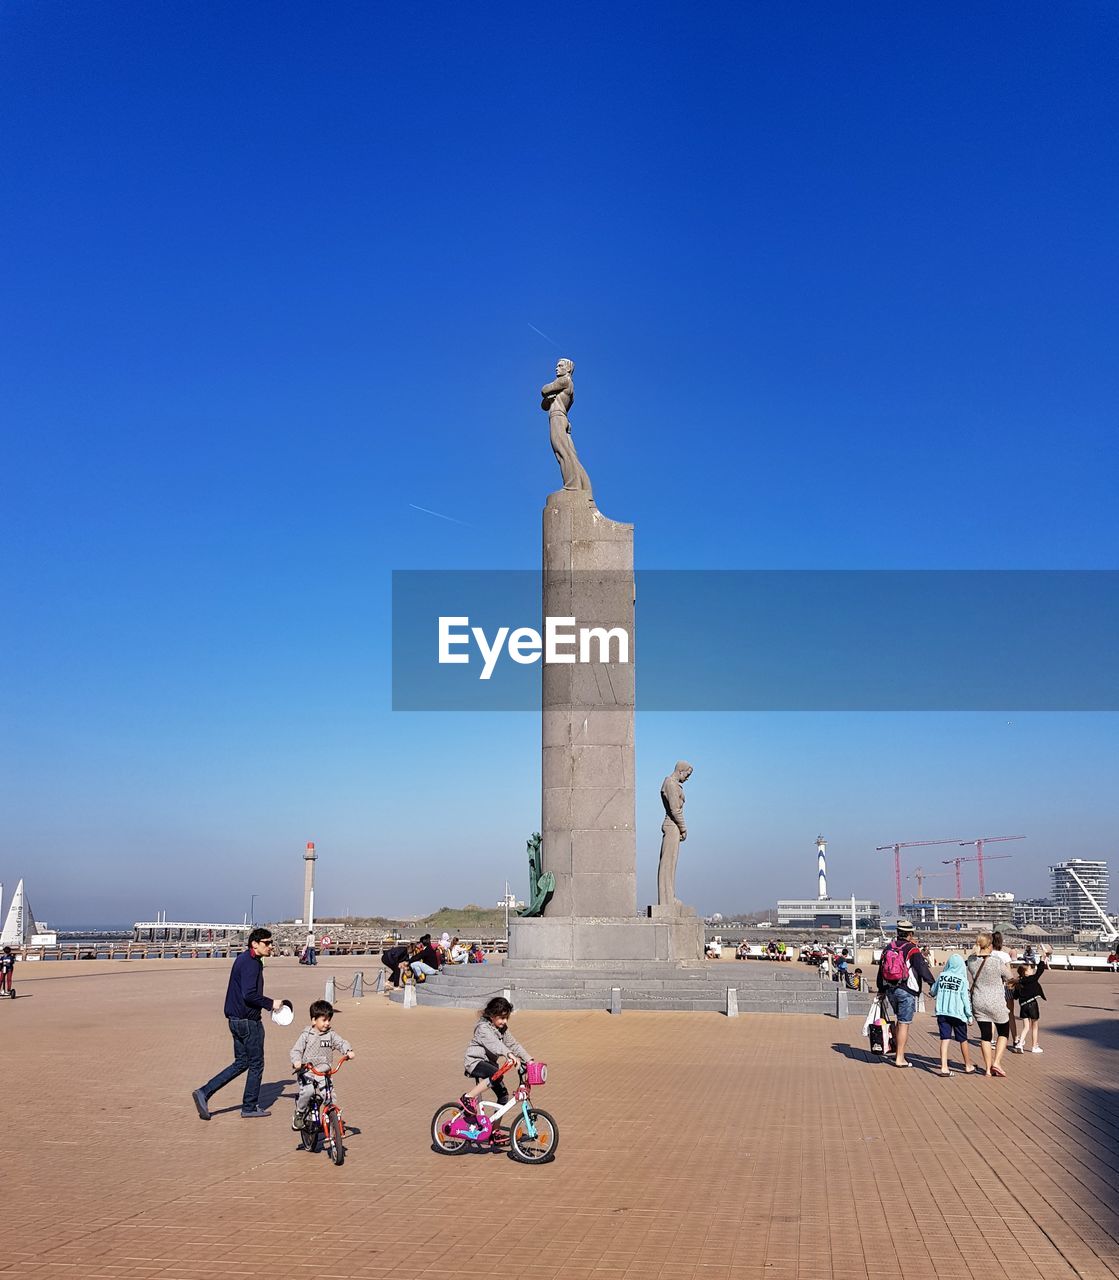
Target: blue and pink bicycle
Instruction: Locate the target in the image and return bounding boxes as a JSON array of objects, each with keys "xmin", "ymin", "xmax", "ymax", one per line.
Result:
[{"xmin": 430, "ymin": 1059, "xmax": 558, "ymax": 1164}]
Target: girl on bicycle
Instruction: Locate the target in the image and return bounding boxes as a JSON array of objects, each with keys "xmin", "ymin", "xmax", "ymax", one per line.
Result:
[{"xmin": 460, "ymin": 996, "xmax": 533, "ymax": 1118}]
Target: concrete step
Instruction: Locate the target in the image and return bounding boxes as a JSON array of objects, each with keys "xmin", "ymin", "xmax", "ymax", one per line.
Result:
[
  {"xmin": 395, "ymin": 983, "xmax": 862, "ymax": 1014},
  {"xmin": 401, "ymin": 989, "xmax": 846, "ymax": 1013},
  {"xmin": 423, "ymin": 966, "xmax": 829, "ymax": 987},
  {"xmin": 389, "ymin": 958, "xmax": 868, "ymax": 1015}
]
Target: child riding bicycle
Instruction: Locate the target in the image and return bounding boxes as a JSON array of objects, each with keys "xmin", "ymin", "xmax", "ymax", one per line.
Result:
[
  {"xmin": 290, "ymin": 1000, "xmax": 355, "ymax": 1130},
  {"xmin": 459, "ymin": 996, "xmax": 534, "ymax": 1137}
]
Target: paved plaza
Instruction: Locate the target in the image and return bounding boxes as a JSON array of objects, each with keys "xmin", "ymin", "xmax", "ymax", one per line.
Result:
[{"xmin": 2, "ymin": 959, "xmax": 1117, "ymax": 1280}]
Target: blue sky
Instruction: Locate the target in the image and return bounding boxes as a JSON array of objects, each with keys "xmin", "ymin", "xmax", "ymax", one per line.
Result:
[{"xmin": 2, "ymin": 2, "xmax": 1116, "ymax": 925}]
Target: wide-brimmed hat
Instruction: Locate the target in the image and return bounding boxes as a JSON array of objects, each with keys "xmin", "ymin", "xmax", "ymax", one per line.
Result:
[{"xmin": 895, "ymin": 919, "xmax": 916, "ymax": 934}]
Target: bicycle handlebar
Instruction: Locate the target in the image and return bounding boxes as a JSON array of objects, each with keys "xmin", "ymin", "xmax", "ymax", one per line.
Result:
[
  {"xmin": 299, "ymin": 1057, "xmax": 350, "ymax": 1077},
  {"xmin": 491, "ymin": 1058, "xmax": 527, "ymax": 1082}
]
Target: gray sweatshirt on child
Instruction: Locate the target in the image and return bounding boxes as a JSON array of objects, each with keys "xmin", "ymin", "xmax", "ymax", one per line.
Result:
[
  {"xmin": 290, "ymin": 1026, "xmax": 352, "ymax": 1072},
  {"xmin": 464, "ymin": 1019, "xmax": 530, "ymax": 1071}
]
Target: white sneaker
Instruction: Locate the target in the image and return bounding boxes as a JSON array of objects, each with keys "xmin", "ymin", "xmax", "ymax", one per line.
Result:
[{"xmin": 1030, "ymin": 1046, "xmax": 1044, "ymax": 1053}]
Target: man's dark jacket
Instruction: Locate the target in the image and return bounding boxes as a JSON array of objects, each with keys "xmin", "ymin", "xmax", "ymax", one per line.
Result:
[{"xmin": 223, "ymin": 949, "xmax": 271, "ymax": 1020}]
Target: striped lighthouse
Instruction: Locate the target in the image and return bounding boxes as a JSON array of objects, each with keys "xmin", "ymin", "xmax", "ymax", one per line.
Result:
[{"xmin": 816, "ymin": 835, "xmax": 827, "ymax": 901}]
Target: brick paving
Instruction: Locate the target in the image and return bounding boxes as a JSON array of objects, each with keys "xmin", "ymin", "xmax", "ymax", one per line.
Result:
[{"xmin": 1, "ymin": 959, "xmax": 1117, "ymax": 1280}]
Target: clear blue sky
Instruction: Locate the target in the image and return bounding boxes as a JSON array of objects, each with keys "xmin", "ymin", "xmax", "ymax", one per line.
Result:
[{"xmin": 2, "ymin": 2, "xmax": 1116, "ymax": 926}]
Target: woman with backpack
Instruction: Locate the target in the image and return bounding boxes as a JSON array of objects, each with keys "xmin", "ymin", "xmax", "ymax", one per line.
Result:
[{"xmin": 966, "ymin": 933, "xmax": 1015, "ymax": 1077}]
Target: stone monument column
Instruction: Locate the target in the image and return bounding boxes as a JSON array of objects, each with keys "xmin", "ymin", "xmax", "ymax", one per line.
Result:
[
  {"xmin": 507, "ymin": 358, "xmax": 702, "ymax": 965},
  {"xmin": 541, "ymin": 490, "xmax": 636, "ymax": 918}
]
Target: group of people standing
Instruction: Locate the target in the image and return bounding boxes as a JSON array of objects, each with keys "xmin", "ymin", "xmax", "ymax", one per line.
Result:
[{"xmin": 875, "ymin": 921, "xmax": 1050, "ymax": 1076}]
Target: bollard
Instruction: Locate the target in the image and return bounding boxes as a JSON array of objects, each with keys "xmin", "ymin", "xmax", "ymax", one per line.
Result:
[
  {"xmin": 835, "ymin": 986, "xmax": 849, "ymax": 1019},
  {"xmin": 325, "ymin": 976, "xmax": 336, "ymax": 1004},
  {"xmin": 374, "ymin": 968, "xmax": 385, "ymax": 994},
  {"xmin": 726, "ymin": 987, "xmax": 739, "ymax": 1018},
  {"xmin": 609, "ymin": 987, "xmax": 622, "ymax": 1015},
  {"xmin": 351, "ymin": 971, "xmax": 364, "ymax": 999},
  {"xmin": 403, "ymin": 981, "xmax": 417, "ymax": 1007}
]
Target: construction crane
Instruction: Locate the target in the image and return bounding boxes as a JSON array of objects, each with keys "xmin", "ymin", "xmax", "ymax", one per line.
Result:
[
  {"xmin": 957, "ymin": 835, "xmax": 1025, "ymax": 896},
  {"xmin": 941, "ymin": 852, "xmax": 1014, "ymax": 899},
  {"xmin": 876, "ymin": 838, "xmax": 965, "ymax": 912},
  {"xmin": 1063, "ymin": 865, "xmax": 1119, "ymax": 944},
  {"xmin": 908, "ymin": 866, "xmax": 954, "ymax": 897}
]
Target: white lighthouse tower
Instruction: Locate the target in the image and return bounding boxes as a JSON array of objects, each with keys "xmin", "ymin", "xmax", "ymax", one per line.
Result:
[
  {"xmin": 302, "ymin": 842, "xmax": 317, "ymax": 937},
  {"xmin": 816, "ymin": 835, "xmax": 827, "ymax": 901}
]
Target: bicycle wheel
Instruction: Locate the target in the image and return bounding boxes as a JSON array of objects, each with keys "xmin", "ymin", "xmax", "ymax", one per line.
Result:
[
  {"xmin": 328, "ymin": 1109, "xmax": 345, "ymax": 1166},
  {"xmin": 430, "ymin": 1103, "xmax": 469, "ymax": 1154},
  {"xmin": 299, "ymin": 1114, "xmax": 320, "ymax": 1152},
  {"xmin": 508, "ymin": 1108, "xmax": 559, "ymax": 1164}
]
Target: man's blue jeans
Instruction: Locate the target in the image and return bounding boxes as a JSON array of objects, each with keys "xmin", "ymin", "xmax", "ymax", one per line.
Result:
[
  {"xmin": 410, "ymin": 960, "xmax": 439, "ymax": 977},
  {"xmin": 200, "ymin": 1018, "xmax": 265, "ymax": 1111}
]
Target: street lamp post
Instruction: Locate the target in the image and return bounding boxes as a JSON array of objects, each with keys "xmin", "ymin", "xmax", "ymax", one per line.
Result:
[
  {"xmin": 250, "ymin": 894, "xmax": 257, "ymax": 928},
  {"xmin": 497, "ymin": 882, "xmax": 523, "ymax": 944}
]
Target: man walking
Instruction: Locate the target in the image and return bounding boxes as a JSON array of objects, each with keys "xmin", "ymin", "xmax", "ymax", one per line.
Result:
[
  {"xmin": 192, "ymin": 927, "xmax": 284, "ymax": 1119},
  {"xmin": 876, "ymin": 920, "xmax": 935, "ymax": 1068}
]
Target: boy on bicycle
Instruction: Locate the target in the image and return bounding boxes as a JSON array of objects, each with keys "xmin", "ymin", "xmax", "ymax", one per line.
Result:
[{"xmin": 290, "ymin": 1000, "xmax": 355, "ymax": 1130}]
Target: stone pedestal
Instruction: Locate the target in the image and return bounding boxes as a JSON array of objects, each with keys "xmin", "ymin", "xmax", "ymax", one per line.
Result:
[
  {"xmin": 507, "ymin": 913, "xmax": 705, "ymax": 965},
  {"xmin": 647, "ymin": 903, "xmax": 697, "ymax": 920}
]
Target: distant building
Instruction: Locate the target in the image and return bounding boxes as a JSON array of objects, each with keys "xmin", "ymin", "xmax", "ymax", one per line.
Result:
[
  {"xmin": 776, "ymin": 898, "xmax": 881, "ymax": 929},
  {"xmin": 1049, "ymin": 859, "xmax": 1111, "ymax": 931},
  {"xmin": 901, "ymin": 896, "xmax": 1017, "ymax": 930},
  {"xmin": 131, "ymin": 921, "xmax": 251, "ymax": 944},
  {"xmin": 1011, "ymin": 899, "xmax": 1070, "ymax": 929}
]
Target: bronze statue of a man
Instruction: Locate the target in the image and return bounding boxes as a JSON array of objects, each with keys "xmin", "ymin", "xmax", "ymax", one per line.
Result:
[
  {"xmin": 657, "ymin": 761, "xmax": 693, "ymax": 909},
  {"xmin": 541, "ymin": 358, "xmax": 592, "ymax": 495}
]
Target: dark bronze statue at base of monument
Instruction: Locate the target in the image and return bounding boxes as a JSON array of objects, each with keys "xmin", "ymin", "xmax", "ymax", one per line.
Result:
[{"xmin": 518, "ymin": 832, "xmax": 555, "ymax": 917}]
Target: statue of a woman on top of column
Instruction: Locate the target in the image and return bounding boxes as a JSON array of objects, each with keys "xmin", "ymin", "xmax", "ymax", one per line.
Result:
[{"xmin": 541, "ymin": 358, "xmax": 593, "ymax": 497}]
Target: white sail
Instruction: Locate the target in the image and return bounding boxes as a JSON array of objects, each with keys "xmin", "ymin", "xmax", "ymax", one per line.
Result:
[{"xmin": 0, "ymin": 879, "xmax": 35, "ymax": 947}]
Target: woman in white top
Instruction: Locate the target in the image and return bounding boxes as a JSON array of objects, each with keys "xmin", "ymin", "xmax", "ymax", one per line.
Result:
[
  {"xmin": 991, "ymin": 931, "xmax": 1018, "ymax": 1048},
  {"xmin": 966, "ymin": 933, "xmax": 1015, "ymax": 1077}
]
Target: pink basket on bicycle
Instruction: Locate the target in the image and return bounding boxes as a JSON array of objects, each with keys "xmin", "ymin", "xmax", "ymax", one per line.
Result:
[{"xmin": 526, "ymin": 1061, "xmax": 548, "ymax": 1086}]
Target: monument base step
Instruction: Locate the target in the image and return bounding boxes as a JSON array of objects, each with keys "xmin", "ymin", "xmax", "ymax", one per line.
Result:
[{"xmin": 390, "ymin": 962, "xmax": 874, "ymax": 1016}]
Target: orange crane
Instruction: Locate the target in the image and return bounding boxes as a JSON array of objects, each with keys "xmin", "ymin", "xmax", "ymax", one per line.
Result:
[
  {"xmin": 908, "ymin": 866, "xmax": 954, "ymax": 897},
  {"xmin": 876, "ymin": 838, "xmax": 965, "ymax": 912},
  {"xmin": 941, "ymin": 851, "xmax": 1015, "ymax": 899},
  {"xmin": 958, "ymin": 835, "xmax": 1025, "ymax": 895}
]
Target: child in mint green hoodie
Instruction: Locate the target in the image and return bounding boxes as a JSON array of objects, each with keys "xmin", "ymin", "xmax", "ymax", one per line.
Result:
[{"xmin": 930, "ymin": 953, "xmax": 974, "ymax": 1076}]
